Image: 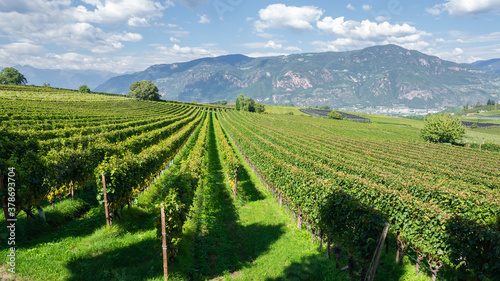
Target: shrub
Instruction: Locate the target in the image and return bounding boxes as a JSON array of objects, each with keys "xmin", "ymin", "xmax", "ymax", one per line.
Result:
[
  {"xmin": 421, "ymin": 114, "xmax": 465, "ymax": 144},
  {"xmin": 328, "ymin": 110, "xmax": 342, "ymax": 120}
]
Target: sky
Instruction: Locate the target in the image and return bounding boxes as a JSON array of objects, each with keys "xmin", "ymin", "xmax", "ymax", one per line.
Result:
[{"xmin": 1, "ymin": 0, "xmax": 500, "ymax": 74}]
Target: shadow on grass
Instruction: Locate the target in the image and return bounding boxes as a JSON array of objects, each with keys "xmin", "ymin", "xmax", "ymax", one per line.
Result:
[
  {"xmin": 66, "ymin": 237, "xmax": 161, "ymax": 281},
  {"xmin": 265, "ymin": 254, "xmax": 338, "ymax": 281},
  {"xmin": 1, "ymin": 204, "xmax": 155, "ymax": 255},
  {"xmin": 267, "ymin": 238, "xmax": 416, "ymax": 281},
  {"xmin": 237, "ymin": 161, "xmax": 265, "ymax": 202},
  {"xmin": 190, "ymin": 116, "xmax": 285, "ymax": 280},
  {"xmin": 0, "ymin": 186, "xmax": 102, "ymax": 250},
  {"xmin": 0, "ymin": 204, "xmax": 103, "ymax": 251}
]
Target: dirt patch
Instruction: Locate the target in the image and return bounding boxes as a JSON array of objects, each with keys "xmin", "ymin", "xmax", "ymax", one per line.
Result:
[{"xmin": 0, "ymin": 265, "xmax": 15, "ymax": 280}]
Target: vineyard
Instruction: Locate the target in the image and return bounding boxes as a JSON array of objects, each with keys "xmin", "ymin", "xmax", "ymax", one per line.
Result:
[{"xmin": 0, "ymin": 85, "xmax": 499, "ymax": 280}]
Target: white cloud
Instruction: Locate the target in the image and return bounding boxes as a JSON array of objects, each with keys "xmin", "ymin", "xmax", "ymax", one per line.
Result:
[
  {"xmin": 346, "ymin": 4, "xmax": 355, "ymax": 11},
  {"xmin": 426, "ymin": 7, "xmax": 442, "ymax": 16},
  {"xmin": 240, "ymin": 40, "xmax": 301, "ymax": 52},
  {"xmin": 453, "ymin": 47, "xmax": 464, "ymax": 55},
  {"xmin": 0, "ymin": 0, "xmax": 163, "ymax": 54},
  {"xmin": 362, "ymin": 5, "xmax": 372, "ymax": 11},
  {"xmin": 245, "ymin": 52, "xmax": 288, "ymax": 58},
  {"xmin": 128, "ymin": 17, "xmax": 150, "ymax": 27},
  {"xmin": 164, "ymin": 0, "xmax": 175, "ymax": 8},
  {"xmin": 317, "ymin": 17, "xmax": 430, "ymax": 43},
  {"xmin": 70, "ymin": 0, "xmax": 166, "ymax": 26},
  {"xmin": 199, "ymin": 14, "xmax": 210, "ymax": 24},
  {"xmin": 1, "ymin": 42, "xmax": 45, "ymax": 55},
  {"xmin": 428, "ymin": 0, "xmax": 500, "ymax": 16},
  {"xmin": 147, "ymin": 44, "xmax": 226, "ymax": 65},
  {"xmin": 448, "ymin": 31, "xmax": 500, "ymax": 43},
  {"xmin": 254, "ymin": 4, "xmax": 324, "ymax": 33},
  {"xmin": 170, "ymin": 37, "xmax": 181, "ymax": 43},
  {"xmin": 375, "ymin": 16, "xmax": 389, "ymax": 22},
  {"xmin": 313, "ymin": 17, "xmax": 431, "ymax": 53}
]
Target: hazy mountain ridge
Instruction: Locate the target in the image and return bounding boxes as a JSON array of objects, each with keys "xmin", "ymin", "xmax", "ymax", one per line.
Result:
[
  {"xmin": 2, "ymin": 65, "xmax": 118, "ymax": 90},
  {"xmin": 472, "ymin": 58, "xmax": 500, "ymax": 74},
  {"xmin": 95, "ymin": 45, "xmax": 500, "ymax": 108}
]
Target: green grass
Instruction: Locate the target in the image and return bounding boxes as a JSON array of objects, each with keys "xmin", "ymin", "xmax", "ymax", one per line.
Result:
[
  {"xmin": 355, "ymin": 112, "xmax": 425, "ymax": 128},
  {"xmin": 0, "ymin": 204, "xmax": 164, "ymax": 281},
  {"xmin": 263, "ymin": 105, "xmax": 309, "ymax": 116},
  {"xmin": 463, "ymin": 126, "xmax": 500, "ymax": 144}
]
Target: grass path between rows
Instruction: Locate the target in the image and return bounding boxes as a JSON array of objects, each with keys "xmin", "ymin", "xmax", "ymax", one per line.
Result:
[{"xmin": 171, "ymin": 115, "xmax": 346, "ymax": 280}]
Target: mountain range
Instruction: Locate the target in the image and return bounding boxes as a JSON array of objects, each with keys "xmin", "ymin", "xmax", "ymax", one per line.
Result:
[
  {"xmin": 4, "ymin": 45, "xmax": 499, "ymax": 109},
  {"xmin": 95, "ymin": 45, "xmax": 500, "ymax": 109},
  {"xmin": 1, "ymin": 65, "xmax": 117, "ymax": 90}
]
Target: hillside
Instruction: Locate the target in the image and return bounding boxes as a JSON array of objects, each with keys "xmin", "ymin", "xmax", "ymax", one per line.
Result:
[
  {"xmin": 95, "ymin": 45, "xmax": 500, "ymax": 109},
  {"xmin": 472, "ymin": 58, "xmax": 500, "ymax": 74}
]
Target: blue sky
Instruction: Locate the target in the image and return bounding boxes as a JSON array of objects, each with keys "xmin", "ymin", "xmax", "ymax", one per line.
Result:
[{"xmin": 1, "ymin": 0, "xmax": 500, "ymax": 73}]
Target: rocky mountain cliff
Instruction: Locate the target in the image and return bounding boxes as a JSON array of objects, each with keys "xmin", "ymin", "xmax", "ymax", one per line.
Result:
[{"xmin": 95, "ymin": 45, "xmax": 500, "ymax": 109}]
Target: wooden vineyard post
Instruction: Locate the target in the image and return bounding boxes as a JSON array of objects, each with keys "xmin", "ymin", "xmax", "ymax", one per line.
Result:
[
  {"xmin": 395, "ymin": 231, "xmax": 401, "ymax": 263},
  {"xmin": 101, "ymin": 174, "xmax": 111, "ymax": 227},
  {"xmin": 70, "ymin": 181, "xmax": 74, "ymax": 201},
  {"xmin": 161, "ymin": 204, "xmax": 169, "ymax": 280},
  {"xmin": 365, "ymin": 223, "xmax": 390, "ymax": 281}
]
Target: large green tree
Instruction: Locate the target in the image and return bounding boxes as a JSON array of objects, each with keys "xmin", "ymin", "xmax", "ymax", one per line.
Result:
[
  {"xmin": 421, "ymin": 114, "xmax": 465, "ymax": 144},
  {"xmin": 0, "ymin": 67, "xmax": 27, "ymax": 85},
  {"xmin": 79, "ymin": 84, "xmax": 91, "ymax": 93},
  {"xmin": 129, "ymin": 80, "xmax": 160, "ymax": 101},
  {"xmin": 240, "ymin": 97, "xmax": 255, "ymax": 112},
  {"xmin": 235, "ymin": 94, "xmax": 244, "ymax": 110}
]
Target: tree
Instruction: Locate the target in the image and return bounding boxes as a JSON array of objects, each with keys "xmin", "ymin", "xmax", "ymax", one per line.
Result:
[
  {"xmin": 319, "ymin": 105, "xmax": 331, "ymax": 110},
  {"xmin": 255, "ymin": 103, "xmax": 265, "ymax": 113},
  {"xmin": 42, "ymin": 82, "xmax": 51, "ymax": 88},
  {"xmin": 420, "ymin": 114, "xmax": 465, "ymax": 144},
  {"xmin": 0, "ymin": 67, "xmax": 27, "ymax": 85},
  {"xmin": 328, "ymin": 110, "xmax": 342, "ymax": 120},
  {"xmin": 240, "ymin": 97, "xmax": 255, "ymax": 112},
  {"xmin": 235, "ymin": 94, "xmax": 244, "ymax": 110},
  {"xmin": 487, "ymin": 99, "xmax": 496, "ymax": 106},
  {"xmin": 79, "ymin": 84, "xmax": 91, "ymax": 93},
  {"xmin": 220, "ymin": 100, "xmax": 227, "ymax": 105},
  {"xmin": 129, "ymin": 80, "xmax": 159, "ymax": 101}
]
